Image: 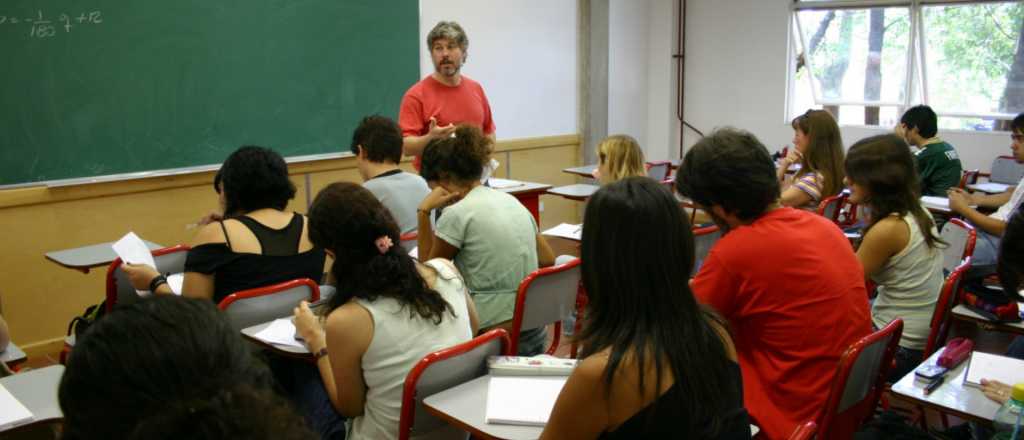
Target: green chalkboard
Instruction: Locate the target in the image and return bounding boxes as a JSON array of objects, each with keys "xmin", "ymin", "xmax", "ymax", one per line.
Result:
[{"xmin": 0, "ymin": 0, "xmax": 418, "ymax": 185}]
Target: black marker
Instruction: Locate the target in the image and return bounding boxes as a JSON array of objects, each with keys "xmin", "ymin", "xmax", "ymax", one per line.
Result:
[{"xmin": 924, "ymin": 376, "xmax": 945, "ymax": 395}]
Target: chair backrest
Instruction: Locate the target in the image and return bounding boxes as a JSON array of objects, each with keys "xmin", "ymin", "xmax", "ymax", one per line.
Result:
[
  {"xmin": 646, "ymin": 161, "xmax": 671, "ymax": 181},
  {"xmin": 939, "ymin": 218, "xmax": 977, "ymax": 275},
  {"xmin": 816, "ymin": 319, "xmax": 903, "ymax": 440},
  {"xmin": 217, "ymin": 278, "xmax": 320, "ymax": 332},
  {"xmin": 788, "ymin": 421, "xmax": 818, "ymax": 440},
  {"xmin": 105, "ymin": 245, "xmax": 191, "ymax": 312},
  {"xmin": 399, "ymin": 231, "xmax": 418, "ymax": 253},
  {"xmin": 692, "ymin": 225, "xmax": 722, "ymax": 277},
  {"xmin": 509, "ymin": 256, "xmax": 581, "ymax": 355},
  {"xmin": 959, "ymin": 169, "xmax": 981, "ymax": 189},
  {"xmin": 923, "ymin": 258, "xmax": 971, "ymax": 357},
  {"xmin": 397, "ymin": 329, "xmax": 509, "ymax": 440},
  {"xmin": 816, "ymin": 193, "xmax": 848, "ymax": 224},
  {"xmin": 990, "ymin": 155, "xmax": 1024, "ymax": 184}
]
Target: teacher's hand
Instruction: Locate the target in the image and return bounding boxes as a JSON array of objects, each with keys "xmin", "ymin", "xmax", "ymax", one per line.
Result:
[{"xmin": 428, "ymin": 117, "xmax": 456, "ymax": 140}]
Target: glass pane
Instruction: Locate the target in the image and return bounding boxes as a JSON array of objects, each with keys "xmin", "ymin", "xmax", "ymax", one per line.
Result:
[
  {"xmin": 790, "ymin": 24, "xmax": 817, "ymax": 121},
  {"xmin": 796, "ymin": 8, "xmax": 911, "ymax": 105},
  {"xmin": 828, "ymin": 105, "xmax": 900, "ymax": 127},
  {"xmin": 922, "ymin": 2, "xmax": 1024, "ymax": 122}
]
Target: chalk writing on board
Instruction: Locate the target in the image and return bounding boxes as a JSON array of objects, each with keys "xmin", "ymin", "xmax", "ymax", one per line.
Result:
[{"xmin": 0, "ymin": 10, "xmax": 102, "ymax": 38}]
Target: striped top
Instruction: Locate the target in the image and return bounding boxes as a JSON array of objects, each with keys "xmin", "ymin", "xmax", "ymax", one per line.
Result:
[{"xmin": 792, "ymin": 171, "xmax": 824, "ymax": 210}]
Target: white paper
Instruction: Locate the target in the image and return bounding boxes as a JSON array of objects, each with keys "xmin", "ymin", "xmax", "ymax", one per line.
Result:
[
  {"xmin": 485, "ymin": 376, "xmax": 567, "ymax": 426},
  {"xmin": 409, "ymin": 246, "xmax": 419, "ymax": 260},
  {"xmin": 542, "ymin": 223, "xmax": 582, "ymax": 241},
  {"xmin": 921, "ymin": 196, "xmax": 950, "ymax": 211},
  {"xmin": 252, "ymin": 318, "xmax": 306, "ymax": 349},
  {"xmin": 488, "ymin": 178, "xmax": 523, "ymax": 189},
  {"xmin": 167, "ymin": 273, "xmax": 184, "ymax": 295},
  {"xmin": 112, "ymin": 232, "xmax": 158, "ymax": 296},
  {"xmin": 964, "ymin": 351, "xmax": 1024, "ymax": 388},
  {"xmin": 969, "ymin": 182, "xmax": 1010, "ymax": 194},
  {"xmin": 0, "ymin": 383, "xmax": 34, "ymax": 430}
]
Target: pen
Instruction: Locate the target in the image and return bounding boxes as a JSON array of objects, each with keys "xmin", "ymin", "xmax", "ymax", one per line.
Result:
[{"xmin": 924, "ymin": 376, "xmax": 945, "ymax": 395}]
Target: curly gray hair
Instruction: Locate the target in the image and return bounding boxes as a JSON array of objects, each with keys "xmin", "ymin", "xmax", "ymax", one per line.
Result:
[{"xmin": 426, "ymin": 21, "xmax": 468, "ymax": 51}]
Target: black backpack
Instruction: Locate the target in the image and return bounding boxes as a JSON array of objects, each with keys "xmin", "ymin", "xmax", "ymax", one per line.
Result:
[{"xmin": 66, "ymin": 301, "xmax": 106, "ymax": 340}]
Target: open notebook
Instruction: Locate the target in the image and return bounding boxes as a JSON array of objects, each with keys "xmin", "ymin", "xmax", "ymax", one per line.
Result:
[
  {"xmin": 964, "ymin": 351, "xmax": 1024, "ymax": 388},
  {"xmin": 0, "ymin": 383, "xmax": 33, "ymax": 430},
  {"xmin": 485, "ymin": 376, "xmax": 568, "ymax": 426}
]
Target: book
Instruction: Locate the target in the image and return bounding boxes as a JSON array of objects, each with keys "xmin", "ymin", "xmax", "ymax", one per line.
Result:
[
  {"xmin": 963, "ymin": 351, "xmax": 1024, "ymax": 388},
  {"xmin": 485, "ymin": 376, "xmax": 568, "ymax": 426},
  {"xmin": 0, "ymin": 383, "xmax": 34, "ymax": 431}
]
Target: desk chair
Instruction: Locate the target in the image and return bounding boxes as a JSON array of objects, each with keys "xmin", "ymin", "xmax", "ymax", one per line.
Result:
[
  {"xmin": 816, "ymin": 193, "xmax": 848, "ymax": 225},
  {"xmin": 646, "ymin": 161, "xmax": 672, "ymax": 182},
  {"xmin": 399, "ymin": 231, "xmax": 418, "ymax": 253},
  {"xmin": 959, "ymin": 169, "xmax": 981, "ymax": 190},
  {"xmin": 982, "ymin": 155, "xmax": 1024, "ymax": 185},
  {"xmin": 217, "ymin": 278, "xmax": 320, "ymax": 332},
  {"xmin": 816, "ymin": 319, "xmax": 902, "ymax": 440},
  {"xmin": 398, "ymin": 329, "xmax": 509, "ymax": 440},
  {"xmin": 788, "ymin": 421, "xmax": 817, "ymax": 440},
  {"xmin": 692, "ymin": 225, "xmax": 721, "ymax": 277},
  {"xmin": 923, "ymin": 259, "xmax": 971, "ymax": 358},
  {"xmin": 508, "ymin": 256, "xmax": 582, "ymax": 356},
  {"xmin": 939, "ymin": 218, "xmax": 976, "ymax": 275}
]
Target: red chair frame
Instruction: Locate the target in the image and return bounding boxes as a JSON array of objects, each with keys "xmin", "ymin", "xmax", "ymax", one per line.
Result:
[
  {"xmin": 816, "ymin": 193, "xmax": 848, "ymax": 224},
  {"xmin": 508, "ymin": 258, "xmax": 583, "ymax": 356},
  {"xmin": 922, "ymin": 258, "xmax": 972, "ymax": 359},
  {"xmin": 645, "ymin": 161, "xmax": 673, "ymax": 182},
  {"xmin": 817, "ymin": 319, "xmax": 903, "ymax": 439},
  {"xmin": 958, "ymin": 169, "xmax": 981, "ymax": 190},
  {"xmin": 105, "ymin": 244, "xmax": 191, "ymax": 312},
  {"xmin": 788, "ymin": 421, "xmax": 818, "ymax": 440},
  {"xmin": 397, "ymin": 329, "xmax": 510, "ymax": 440},
  {"xmin": 944, "ymin": 218, "xmax": 977, "ymax": 266},
  {"xmin": 216, "ymin": 278, "xmax": 321, "ymax": 310}
]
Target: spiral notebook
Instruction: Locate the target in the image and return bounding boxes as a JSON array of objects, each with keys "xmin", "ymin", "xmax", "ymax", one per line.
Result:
[
  {"xmin": 484, "ymin": 376, "xmax": 567, "ymax": 426},
  {"xmin": 963, "ymin": 351, "xmax": 1024, "ymax": 388}
]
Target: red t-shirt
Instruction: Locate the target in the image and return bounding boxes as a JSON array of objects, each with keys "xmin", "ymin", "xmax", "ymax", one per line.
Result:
[
  {"xmin": 398, "ymin": 75, "xmax": 496, "ymax": 170},
  {"xmin": 691, "ymin": 208, "xmax": 871, "ymax": 440}
]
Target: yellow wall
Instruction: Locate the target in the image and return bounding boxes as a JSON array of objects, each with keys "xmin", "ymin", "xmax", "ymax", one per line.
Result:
[{"xmin": 0, "ymin": 134, "xmax": 580, "ymax": 355}]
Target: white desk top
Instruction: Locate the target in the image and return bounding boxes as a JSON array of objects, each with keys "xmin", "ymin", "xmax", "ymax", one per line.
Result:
[
  {"xmin": 494, "ymin": 180, "xmax": 552, "ymax": 196},
  {"xmin": 0, "ymin": 343, "xmax": 27, "ymax": 367},
  {"xmin": 547, "ymin": 184, "xmax": 599, "ymax": 200},
  {"xmin": 952, "ymin": 305, "xmax": 1024, "ymax": 334},
  {"xmin": 45, "ymin": 240, "xmax": 163, "ymax": 270},
  {"xmin": 967, "ymin": 182, "xmax": 1010, "ymax": 194},
  {"xmin": 891, "ymin": 348, "xmax": 1000, "ymax": 423},
  {"xmin": 562, "ymin": 165, "xmax": 597, "ymax": 178},
  {"xmin": 0, "ymin": 365, "xmax": 65, "ymax": 432}
]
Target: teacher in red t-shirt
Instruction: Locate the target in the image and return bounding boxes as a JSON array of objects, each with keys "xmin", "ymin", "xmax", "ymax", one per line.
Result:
[{"xmin": 399, "ymin": 21, "xmax": 496, "ymax": 170}]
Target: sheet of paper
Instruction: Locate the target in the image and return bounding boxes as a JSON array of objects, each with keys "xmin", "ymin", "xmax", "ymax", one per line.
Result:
[
  {"xmin": 485, "ymin": 376, "xmax": 567, "ymax": 426},
  {"xmin": 542, "ymin": 223, "xmax": 582, "ymax": 241},
  {"xmin": 0, "ymin": 383, "xmax": 34, "ymax": 430},
  {"xmin": 252, "ymin": 318, "xmax": 306, "ymax": 349},
  {"xmin": 969, "ymin": 182, "xmax": 1010, "ymax": 194},
  {"xmin": 488, "ymin": 178, "xmax": 524, "ymax": 189},
  {"xmin": 409, "ymin": 246, "xmax": 419, "ymax": 260},
  {"xmin": 964, "ymin": 351, "xmax": 1024, "ymax": 388},
  {"xmin": 921, "ymin": 196, "xmax": 950, "ymax": 211},
  {"xmin": 112, "ymin": 232, "xmax": 158, "ymax": 296},
  {"xmin": 166, "ymin": 273, "xmax": 184, "ymax": 295}
]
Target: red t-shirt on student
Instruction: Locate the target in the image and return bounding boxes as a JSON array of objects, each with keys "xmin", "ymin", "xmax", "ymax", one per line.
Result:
[
  {"xmin": 691, "ymin": 207, "xmax": 871, "ymax": 440},
  {"xmin": 398, "ymin": 75, "xmax": 496, "ymax": 170}
]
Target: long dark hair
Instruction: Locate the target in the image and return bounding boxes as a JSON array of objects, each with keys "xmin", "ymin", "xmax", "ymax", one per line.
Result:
[
  {"xmin": 845, "ymin": 134, "xmax": 944, "ymax": 249},
  {"xmin": 580, "ymin": 177, "xmax": 735, "ymax": 435},
  {"xmin": 308, "ymin": 182, "xmax": 453, "ymax": 323},
  {"xmin": 792, "ymin": 109, "xmax": 846, "ymax": 198},
  {"xmin": 999, "ymin": 208, "xmax": 1024, "ymax": 297}
]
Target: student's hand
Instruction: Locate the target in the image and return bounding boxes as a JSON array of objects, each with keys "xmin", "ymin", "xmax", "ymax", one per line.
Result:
[
  {"xmin": 293, "ymin": 301, "xmax": 325, "ymax": 350},
  {"xmin": 982, "ymin": 378, "xmax": 1012, "ymax": 404},
  {"xmin": 121, "ymin": 263, "xmax": 160, "ymax": 290},
  {"xmin": 419, "ymin": 186, "xmax": 462, "ymax": 212},
  {"xmin": 947, "ymin": 188, "xmax": 972, "ymax": 214},
  {"xmin": 781, "ymin": 149, "xmax": 802, "ymax": 166},
  {"xmin": 197, "ymin": 211, "xmax": 223, "ymax": 226},
  {"xmin": 591, "ymin": 167, "xmax": 601, "ymax": 180},
  {"xmin": 427, "ymin": 117, "xmax": 456, "ymax": 140}
]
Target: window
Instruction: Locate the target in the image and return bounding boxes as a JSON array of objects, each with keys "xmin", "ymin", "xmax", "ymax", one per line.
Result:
[{"xmin": 789, "ymin": 1, "xmax": 1024, "ymax": 131}]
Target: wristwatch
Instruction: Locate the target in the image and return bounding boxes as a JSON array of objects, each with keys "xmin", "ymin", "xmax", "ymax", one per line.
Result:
[{"xmin": 149, "ymin": 274, "xmax": 168, "ymax": 292}]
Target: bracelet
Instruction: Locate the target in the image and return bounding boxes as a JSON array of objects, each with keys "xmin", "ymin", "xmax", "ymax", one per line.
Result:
[
  {"xmin": 313, "ymin": 347, "xmax": 329, "ymax": 360},
  {"xmin": 149, "ymin": 274, "xmax": 168, "ymax": 292}
]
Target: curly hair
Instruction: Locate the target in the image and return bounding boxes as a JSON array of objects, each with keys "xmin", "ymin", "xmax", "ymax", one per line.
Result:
[
  {"xmin": 219, "ymin": 146, "xmax": 296, "ymax": 216},
  {"xmin": 419, "ymin": 124, "xmax": 492, "ymax": 184},
  {"xmin": 426, "ymin": 21, "xmax": 468, "ymax": 51},
  {"xmin": 308, "ymin": 182, "xmax": 454, "ymax": 323}
]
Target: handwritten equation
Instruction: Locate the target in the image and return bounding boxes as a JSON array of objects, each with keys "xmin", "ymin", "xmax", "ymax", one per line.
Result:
[{"xmin": 0, "ymin": 10, "xmax": 103, "ymax": 38}]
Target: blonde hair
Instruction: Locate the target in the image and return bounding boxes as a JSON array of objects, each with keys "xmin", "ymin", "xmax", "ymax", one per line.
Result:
[{"xmin": 598, "ymin": 135, "xmax": 647, "ymax": 184}]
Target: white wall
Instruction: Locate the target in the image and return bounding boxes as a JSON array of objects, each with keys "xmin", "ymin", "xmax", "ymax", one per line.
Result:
[
  {"xmin": 678, "ymin": 0, "xmax": 1013, "ymax": 172},
  {"xmin": 419, "ymin": 0, "xmax": 578, "ymax": 140}
]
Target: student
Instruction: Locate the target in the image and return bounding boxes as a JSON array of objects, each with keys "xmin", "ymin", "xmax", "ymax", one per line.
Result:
[
  {"xmin": 948, "ymin": 113, "xmax": 1024, "ymax": 278},
  {"xmin": 58, "ymin": 296, "xmax": 316, "ymax": 440},
  {"xmin": 540, "ymin": 177, "xmax": 749, "ymax": 440},
  {"xmin": 416, "ymin": 125, "xmax": 555, "ymax": 355},
  {"xmin": 593, "ymin": 134, "xmax": 647, "ymax": 184},
  {"xmin": 0, "ymin": 309, "xmax": 9, "ymax": 377},
  {"xmin": 677, "ymin": 128, "xmax": 871, "ymax": 440},
  {"xmin": 352, "ymin": 115, "xmax": 430, "ymax": 235},
  {"xmin": 777, "ymin": 109, "xmax": 846, "ymax": 210},
  {"xmin": 292, "ymin": 182, "xmax": 478, "ymax": 440},
  {"xmin": 845, "ymin": 134, "xmax": 945, "ymax": 381},
  {"xmin": 122, "ymin": 146, "xmax": 326, "ymax": 303},
  {"xmin": 897, "ymin": 105, "xmax": 963, "ymax": 197}
]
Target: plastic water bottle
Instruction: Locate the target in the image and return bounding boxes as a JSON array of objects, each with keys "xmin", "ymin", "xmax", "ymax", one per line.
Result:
[
  {"xmin": 992, "ymin": 383, "xmax": 1024, "ymax": 439},
  {"xmin": 562, "ymin": 310, "xmax": 576, "ymax": 336}
]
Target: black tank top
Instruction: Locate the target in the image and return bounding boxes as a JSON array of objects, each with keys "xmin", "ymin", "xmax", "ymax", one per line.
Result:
[{"xmin": 230, "ymin": 214, "xmax": 304, "ymax": 256}]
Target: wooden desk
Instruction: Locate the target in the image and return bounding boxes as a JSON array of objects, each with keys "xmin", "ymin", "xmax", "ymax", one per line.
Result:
[
  {"xmin": 890, "ymin": 348, "xmax": 999, "ymax": 425},
  {"xmin": 240, "ymin": 321, "xmax": 313, "ymax": 360},
  {"xmin": 495, "ymin": 180, "xmax": 553, "ymax": 225},
  {"xmin": 951, "ymin": 305, "xmax": 1024, "ymax": 336},
  {"xmin": 0, "ymin": 365, "xmax": 64, "ymax": 433},
  {"xmin": 45, "ymin": 240, "xmax": 163, "ymax": 274},
  {"xmin": 546, "ymin": 184, "xmax": 598, "ymax": 202},
  {"xmin": 545, "ymin": 236, "xmax": 580, "ymax": 258},
  {"xmin": 1, "ymin": 343, "xmax": 27, "ymax": 369}
]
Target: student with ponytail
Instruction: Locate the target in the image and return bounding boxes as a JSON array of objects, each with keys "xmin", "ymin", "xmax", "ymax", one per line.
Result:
[
  {"xmin": 416, "ymin": 125, "xmax": 556, "ymax": 355},
  {"xmin": 293, "ymin": 182, "xmax": 479, "ymax": 440}
]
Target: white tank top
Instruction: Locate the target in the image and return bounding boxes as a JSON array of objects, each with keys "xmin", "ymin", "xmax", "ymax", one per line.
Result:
[
  {"xmin": 348, "ymin": 258, "xmax": 474, "ymax": 440},
  {"xmin": 870, "ymin": 209, "xmax": 944, "ymax": 351}
]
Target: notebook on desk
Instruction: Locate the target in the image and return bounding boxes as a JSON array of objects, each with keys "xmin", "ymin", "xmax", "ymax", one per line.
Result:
[
  {"xmin": 485, "ymin": 376, "xmax": 568, "ymax": 426},
  {"xmin": 963, "ymin": 351, "xmax": 1024, "ymax": 388},
  {"xmin": 0, "ymin": 383, "xmax": 33, "ymax": 430}
]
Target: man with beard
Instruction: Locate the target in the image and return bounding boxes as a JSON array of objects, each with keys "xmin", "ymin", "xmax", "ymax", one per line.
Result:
[
  {"xmin": 675, "ymin": 128, "xmax": 871, "ymax": 440},
  {"xmin": 399, "ymin": 21, "xmax": 496, "ymax": 170}
]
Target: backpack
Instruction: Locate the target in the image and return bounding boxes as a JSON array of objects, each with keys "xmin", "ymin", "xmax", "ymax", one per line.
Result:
[
  {"xmin": 67, "ymin": 301, "xmax": 106, "ymax": 340},
  {"xmin": 961, "ymin": 280, "xmax": 1021, "ymax": 322}
]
